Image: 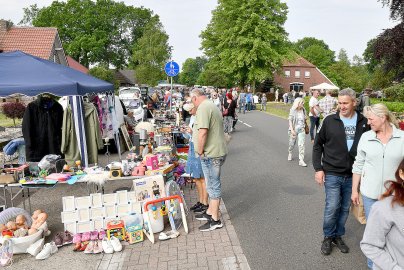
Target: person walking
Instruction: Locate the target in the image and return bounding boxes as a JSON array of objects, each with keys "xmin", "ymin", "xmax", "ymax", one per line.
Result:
[
  {"xmin": 275, "ymin": 89, "xmax": 279, "ymax": 102},
  {"xmin": 182, "ymin": 101, "xmax": 209, "ymax": 214},
  {"xmin": 190, "ymin": 88, "xmax": 228, "ymax": 232},
  {"xmin": 260, "ymin": 93, "xmax": 267, "ymax": 111},
  {"xmin": 351, "ymin": 104, "xmax": 404, "ymax": 269},
  {"xmin": 246, "ymin": 91, "xmax": 253, "ymax": 112},
  {"xmin": 360, "ymin": 159, "xmax": 404, "ymax": 270},
  {"xmin": 319, "ymin": 90, "xmax": 337, "ymax": 118},
  {"xmin": 312, "ymin": 88, "xmax": 369, "ymax": 256},
  {"xmin": 210, "ymin": 91, "xmax": 222, "ymax": 112},
  {"xmin": 238, "ymin": 90, "xmax": 246, "ymax": 114},
  {"xmin": 222, "ymin": 92, "xmax": 236, "ymax": 134},
  {"xmin": 287, "ymin": 98, "xmax": 308, "ymax": 167},
  {"xmin": 309, "ymin": 90, "xmax": 322, "ymax": 143}
]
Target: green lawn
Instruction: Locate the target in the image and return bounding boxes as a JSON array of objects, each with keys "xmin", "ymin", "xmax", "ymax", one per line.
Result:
[
  {"xmin": 257, "ymin": 102, "xmax": 291, "ymax": 119},
  {"xmin": 0, "ymin": 113, "xmax": 22, "ymax": 127}
]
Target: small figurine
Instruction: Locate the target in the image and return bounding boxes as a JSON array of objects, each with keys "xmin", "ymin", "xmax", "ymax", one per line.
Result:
[{"xmin": 16, "ymin": 215, "xmax": 28, "ymax": 229}]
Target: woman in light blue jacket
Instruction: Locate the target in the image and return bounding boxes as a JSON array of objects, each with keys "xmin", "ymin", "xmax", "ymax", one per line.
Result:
[{"xmin": 352, "ymin": 103, "xmax": 404, "ymax": 269}]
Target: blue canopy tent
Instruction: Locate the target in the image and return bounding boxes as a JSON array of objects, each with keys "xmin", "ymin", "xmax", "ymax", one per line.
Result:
[
  {"xmin": 0, "ymin": 50, "xmax": 113, "ymax": 96},
  {"xmin": 0, "ymin": 51, "xmax": 120, "ymax": 166}
]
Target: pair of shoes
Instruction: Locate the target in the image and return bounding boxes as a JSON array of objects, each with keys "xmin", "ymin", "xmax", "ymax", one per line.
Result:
[
  {"xmin": 27, "ymin": 238, "xmax": 45, "ymax": 256},
  {"xmin": 159, "ymin": 230, "xmax": 180, "ymax": 241},
  {"xmin": 190, "ymin": 202, "xmax": 202, "ymax": 211},
  {"xmin": 299, "ymin": 160, "xmax": 307, "ymax": 167},
  {"xmin": 84, "ymin": 240, "xmax": 103, "ymax": 254},
  {"xmin": 195, "ymin": 212, "xmax": 211, "ymax": 221},
  {"xmin": 102, "ymin": 237, "xmax": 122, "ymax": 254},
  {"xmin": 36, "ymin": 242, "xmax": 58, "ymax": 260},
  {"xmin": 0, "ymin": 239, "xmax": 13, "ymax": 266},
  {"xmin": 90, "ymin": 230, "xmax": 99, "ymax": 241},
  {"xmin": 54, "ymin": 231, "xmax": 73, "ymax": 247},
  {"xmin": 199, "ymin": 218, "xmax": 223, "ymax": 232},
  {"xmin": 332, "ymin": 237, "xmax": 350, "ymax": 253},
  {"xmin": 321, "ymin": 237, "xmax": 333, "ymax": 255},
  {"xmin": 288, "ymin": 152, "xmax": 292, "ymax": 161},
  {"xmin": 193, "ymin": 204, "xmax": 208, "ymax": 214}
]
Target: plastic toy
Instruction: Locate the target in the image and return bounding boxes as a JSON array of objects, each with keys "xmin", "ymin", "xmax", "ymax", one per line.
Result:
[
  {"xmin": 131, "ymin": 165, "xmax": 146, "ymax": 176},
  {"xmin": 106, "ymin": 220, "xmax": 126, "ymax": 241},
  {"xmin": 126, "ymin": 225, "xmax": 143, "ymax": 244},
  {"xmin": 160, "ymin": 203, "xmax": 167, "ymax": 216},
  {"xmin": 151, "ymin": 205, "xmax": 158, "ymax": 219}
]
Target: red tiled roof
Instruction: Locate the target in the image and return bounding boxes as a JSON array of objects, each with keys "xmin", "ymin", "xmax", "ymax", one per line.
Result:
[
  {"xmin": 66, "ymin": 56, "xmax": 89, "ymax": 74},
  {"xmin": 0, "ymin": 27, "xmax": 57, "ymax": 59},
  {"xmin": 283, "ymin": 56, "xmax": 316, "ymax": 68}
]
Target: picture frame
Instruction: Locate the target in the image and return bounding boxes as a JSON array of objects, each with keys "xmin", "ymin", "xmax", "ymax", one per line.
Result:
[
  {"xmin": 90, "ymin": 193, "xmax": 103, "ymax": 208},
  {"xmin": 64, "ymin": 222, "xmax": 77, "ymax": 234},
  {"xmin": 116, "ymin": 190, "xmax": 128, "ymax": 205},
  {"xmin": 62, "ymin": 196, "xmax": 75, "ymax": 211},
  {"xmin": 75, "ymin": 196, "xmax": 91, "ymax": 209},
  {"xmin": 61, "ymin": 211, "xmax": 78, "ymax": 223},
  {"xmin": 128, "ymin": 191, "xmax": 137, "ymax": 203},
  {"xmin": 77, "ymin": 208, "xmax": 90, "ymax": 222},
  {"xmin": 76, "ymin": 221, "xmax": 93, "ymax": 233},
  {"xmin": 92, "ymin": 219, "xmax": 104, "ymax": 231},
  {"xmin": 103, "ymin": 193, "xmax": 117, "ymax": 205},
  {"xmin": 130, "ymin": 201, "xmax": 142, "ymax": 214},
  {"xmin": 90, "ymin": 207, "xmax": 105, "ymax": 219},
  {"xmin": 116, "ymin": 204, "xmax": 130, "ymax": 216},
  {"xmin": 105, "ymin": 205, "xmax": 117, "ymax": 218},
  {"xmin": 120, "ymin": 124, "xmax": 133, "ymax": 151}
]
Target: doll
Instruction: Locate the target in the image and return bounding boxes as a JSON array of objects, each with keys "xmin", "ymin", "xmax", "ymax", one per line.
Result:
[
  {"xmin": 31, "ymin": 212, "xmax": 48, "ymax": 230},
  {"xmin": 6, "ymin": 221, "xmax": 17, "ymax": 231},
  {"xmin": 0, "ymin": 224, "xmax": 6, "ymax": 233},
  {"xmin": 15, "ymin": 215, "xmax": 28, "ymax": 229},
  {"xmin": 32, "ymin": 209, "xmax": 43, "ymax": 221}
]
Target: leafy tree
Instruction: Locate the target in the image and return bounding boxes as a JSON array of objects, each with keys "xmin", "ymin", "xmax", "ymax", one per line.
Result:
[
  {"xmin": 197, "ymin": 60, "xmax": 232, "ymax": 88},
  {"xmin": 179, "ymin": 57, "xmax": 208, "ymax": 86},
  {"xmin": 21, "ymin": 0, "xmax": 158, "ymax": 68},
  {"xmin": 89, "ymin": 66, "xmax": 119, "ymax": 90},
  {"xmin": 337, "ymin": 49, "xmax": 350, "ymax": 65},
  {"xmin": 378, "ymin": 0, "xmax": 404, "ymax": 20},
  {"xmin": 131, "ymin": 20, "xmax": 171, "ymax": 86},
  {"xmin": 2, "ymin": 102, "xmax": 26, "ymax": 127},
  {"xmin": 200, "ymin": 0, "xmax": 289, "ymax": 90},
  {"xmin": 292, "ymin": 37, "xmax": 335, "ymax": 70},
  {"xmin": 326, "ymin": 61, "xmax": 368, "ymax": 91}
]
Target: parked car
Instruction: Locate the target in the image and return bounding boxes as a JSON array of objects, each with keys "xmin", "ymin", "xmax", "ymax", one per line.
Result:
[
  {"xmin": 126, "ymin": 98, "xmax": 145, "ymax": 121},
  {"xmin": 118, "ymin": 87, "xmax": 141, "ymax": 107}
]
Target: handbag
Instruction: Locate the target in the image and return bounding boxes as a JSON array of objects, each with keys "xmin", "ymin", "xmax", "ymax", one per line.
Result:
[
  {"xmin": 350, "ymin": 193, "xmax": 366, "ymax": 224},
  {"xmin": 304, "ymin": 119, "xmax": 309, "ymax": 134},
  {"xmin": 222, "ymin": 107, "xmax": 228, "ymax": 116}
]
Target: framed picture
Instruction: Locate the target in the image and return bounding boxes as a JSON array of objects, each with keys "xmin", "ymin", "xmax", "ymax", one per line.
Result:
[
  {"xmin": 120, "ymin": 125, "xmax": 133, "ymax": 151},
  {"xmin": 76, "ymin": 221, "xmax": 93, "ymax": 233},
  {"xmin": 77, "ymin": 208, "xmax": 90, "ymax": 222},
  {"xmin": 90, "ymin": 193, "xmax": 103, "ymax": 208},
  {"xmin": 90, "ymin": 207, "xmax": 105, "ymax": 219},
  {"xmin": 75, "ymin": 196, "xmax": 91, "ymax": 209},
  {"xmin": 62, "ymin": 196, "xmax": 76, "ymax": 211},
  {"xmin": 64, "ymin": 222, "xmax": 77, "ymax": 234},
  {"xmin": 61, "ymin": 211, "xmax": 78, "ymax": 223},
  {"xmin": 116, "ymin": 190, "xmax": 128, "ymax": 205},
  {"xmin": 92, "ymin": 219, "xmax": 104, "ymax": 231},
  {"xmin": 103, "ymin": 193, "xmax": 117, "ymax": 205}
]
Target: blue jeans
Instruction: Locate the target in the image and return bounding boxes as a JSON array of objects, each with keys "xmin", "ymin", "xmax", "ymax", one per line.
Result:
[
  {"xmin": 310, "ymin": 116, "xmax": 320, "ymax": 141},
  {"xmin": 238, "ymin": 102, "xmax": 246, "ymax": 114},
  {"xmin": 200, "ymin": 156, "xmax": 226, "ymax": 199},
  {"xmin": 246, "ymin": 102, "xmax": 252, "ymax": 111},
  {"xmin": 323, "ymin": 174, "xmax": 352, "ymax": 237},
  {"xmin": 362, "ymin": 194, "xmax": 377, "ymax": 269}
]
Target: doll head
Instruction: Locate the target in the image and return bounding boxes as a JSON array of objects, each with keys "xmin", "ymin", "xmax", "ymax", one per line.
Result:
[
  {"xmin": 16, "ymin": 215, "xmax": 26, "ymax": 226},
  {"xmin": 6, "ymin": 221, "xmax": 17, "ymax": 231},
  {"xmin": 0, "ymin": 224, "xmax": 6, "ymax": 232},
  {"xmin": 32, "ymin": 209, "xmax": 43, "ymax": 220},
  {"xmin": 32, "ymin": 212, "xmax": 48, "ymax": 229}
]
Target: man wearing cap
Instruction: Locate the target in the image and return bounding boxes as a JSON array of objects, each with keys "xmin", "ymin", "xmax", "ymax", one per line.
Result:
[{"xmin": 190, "ymin": 88, "xmax": 228, "ymax": 231}]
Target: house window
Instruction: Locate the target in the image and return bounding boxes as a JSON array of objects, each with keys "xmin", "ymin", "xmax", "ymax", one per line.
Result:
[
  {"xmin": 305, "ymin": 71, "xmax": 310, "ymax": 78},
  {"xmin": 290, "ymin": 83, "xmax": 304, "ymax": 92},
  {"xmin": 284, "ymin": 70, "xmax": 290, "ymax": 78},
  {"xmin": 295, "ymin": 71, "xmax": 300, "ymax": 78}
]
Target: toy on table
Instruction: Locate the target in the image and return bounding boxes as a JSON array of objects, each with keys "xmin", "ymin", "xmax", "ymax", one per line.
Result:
[
  {"xmin": 38, "ymin": 169, "xmax": 48, "ymax": 178},
  {"xmin": 131, "ymin": 165, "xmax": 146, "ymax": 176},
  {"xmin": 126, "ymin": 225, "xmax": 143, "ymax": 244},
  {"xmin": 160, "ymin": 203, "xmax": 167, "ymax": 216},
  {"xmin": 106, "ymin": 220, "xmax": 126, "ymax": 241}
]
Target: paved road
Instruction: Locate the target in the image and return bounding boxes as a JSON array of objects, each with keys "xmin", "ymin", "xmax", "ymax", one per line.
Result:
[{"xmin": 221, "ymin": 110, "xmax": 368, "ymax": 270}]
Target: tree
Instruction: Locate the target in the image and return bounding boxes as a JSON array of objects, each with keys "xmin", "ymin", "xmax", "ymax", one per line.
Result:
[
  {"xmin": 337, "ymin": 49, "xmax": 350, "ymax": 65},
  {"xmin": 2, "ymin": 102, "xmax": 26, "ymax": 127},
  {"xmin": 21, "ymin": 0, "xmax": 158, "ymax": 68},
  {"xmin": 89, "ymin": 66, "xmax": 119, "ymax": 90},
  {"xmin": 292, "ymin": 37, "xmax": 335, "ymax": 71},
  {"xmin": 378, "ymin": 0, "xmax": 404, "ymax": 21},
  {"xmin": 197, "ymin": 60, "xmax": 232, "ymax": 88},
  {"xmin": 131, "ymin": 20, "xmax": 171, "ymax": 86},
  {"xmin": 200, "ymin": 0, "xmax": 289, "ymax": 90},
  {"xmin": 179, "ymin": 57, "xmax": 208, "ymax": 86}
]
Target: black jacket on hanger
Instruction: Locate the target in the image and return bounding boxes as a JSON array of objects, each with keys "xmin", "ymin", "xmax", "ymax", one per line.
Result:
[{"xmin": 22, "ymin": 95, "xmax": 64, "ymax": 162}]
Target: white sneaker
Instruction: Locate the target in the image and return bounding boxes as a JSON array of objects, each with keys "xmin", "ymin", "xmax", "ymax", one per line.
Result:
[
  {"xmin": 299, "ymin": 160, "xmax": 307, "ymax": 167},
  {"xmin": 288, "ymin": 153, "xmax": 292, "ymax": 161},
  {"xmin": 27, "ymin": 238, "xmax": 45, "ymax": 257},
  {"xmin": 109, "ymin": 236, "xmax": 122, "ymax": 252},
  {"xmin": 35, "ymin": 242, "xmax": 58, "ymax": 260},
  {"xmin": 101, "ymin": 238, "xmax": 114, "ymax": 254}
]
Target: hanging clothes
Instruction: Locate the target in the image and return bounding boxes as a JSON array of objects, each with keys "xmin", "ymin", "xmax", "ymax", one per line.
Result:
[
  {"xmin": 22, "ymin": 95, "xmax": 64, "ymax": 162},
  {"xmin": 61, "ymin": 99, "xmax": 103, "ymax": 166}
]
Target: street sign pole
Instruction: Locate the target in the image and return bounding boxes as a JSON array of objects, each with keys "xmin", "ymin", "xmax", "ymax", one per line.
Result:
[
  {"xmin": 164, "ymin": 60, "xmax": 180, "ymax": 114},
  {"xmin": 170, "ymin": 76, "xmax": 173, "ymax": 113}
]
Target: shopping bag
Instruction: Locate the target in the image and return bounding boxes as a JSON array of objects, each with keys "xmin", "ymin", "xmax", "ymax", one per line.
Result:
[{"xmin": 350, "ymin": 193, "xmax": 366, "ymax": 224}]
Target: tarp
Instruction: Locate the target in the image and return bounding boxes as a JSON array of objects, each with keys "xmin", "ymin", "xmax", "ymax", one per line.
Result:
[
  {"xmin": 310, "ymin": 82, "xmax": 340, "ymax": 91},
  {"xmin": 0, "ymin": 50, "xmax": 113, "ymax": 96}
]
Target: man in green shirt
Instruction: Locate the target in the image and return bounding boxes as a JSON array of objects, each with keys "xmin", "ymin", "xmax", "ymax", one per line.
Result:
[{"xmin": 190, "ymin": 88, "xmax": 228, "ymax": 231}]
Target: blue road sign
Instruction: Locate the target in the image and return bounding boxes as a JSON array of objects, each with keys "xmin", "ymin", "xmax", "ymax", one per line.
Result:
[{"xmin": 164, "ymin": 61, "xmax": 180, "ymax": 77}]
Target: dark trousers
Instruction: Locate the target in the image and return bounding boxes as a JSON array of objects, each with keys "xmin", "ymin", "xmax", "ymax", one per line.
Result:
[{"xmin": 309, "ymin": 116, "xmax": 320, "ymax": 141}]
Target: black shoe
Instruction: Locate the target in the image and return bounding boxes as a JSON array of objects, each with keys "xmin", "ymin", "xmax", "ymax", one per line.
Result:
[
  {"xmin": 199, "ymin": 218, "xmax": 223, "ymax": 232},
  {"xmin": 193, "ymin": 204, "xmax": 208, "ymax": 214},
  {"xmin": 195, "ymin": 212, "xmax": 211, "ymax": 221},
  {"xmin": 332, "ymin": 237, "xmax": 349, "ymax": 253},
  {"xmin": 190, "ymin": 202, "xmax": 202, "ymax": 211},
  {"xmin": 321, "ymin": 237, "xmax": 333, "ymax": 255}
]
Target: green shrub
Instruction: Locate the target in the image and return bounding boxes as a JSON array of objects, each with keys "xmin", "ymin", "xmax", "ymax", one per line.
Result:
[{"xmin": 384, "ymin": 83, "xmax": 404, "ymax": 102}]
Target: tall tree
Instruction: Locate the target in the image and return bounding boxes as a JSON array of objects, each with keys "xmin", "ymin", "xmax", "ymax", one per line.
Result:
[
  {"xmin": 179, "ymin": 57, "xmax": 208, "ymax": 86},
  {"xmin": 89, "ymin": 65, "xmax": 119, "ymax": 90},
  {"xmin": 292, "ymin": 37, "xmax": 335, "ymax": 71},
  {"xmin": 200, "ymin": 0, "xmax": 289, "ymax": 90},
  {"xmin": 21, "ymin": 0, "xmax": 158, "ymax": 68},
  {"xmin": 131, "ymin": 20, "xmax": 171, "ymax": 86},
  {"xmin": 378, "ymin": 0, "xmax": 404, "ymax": 20},
  {"xmin": 337, "ymin": 49, "xmax": 350, "ymax": 65}
]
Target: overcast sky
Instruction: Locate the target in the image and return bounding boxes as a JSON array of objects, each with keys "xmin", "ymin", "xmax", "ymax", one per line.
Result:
[{"xmin": 0, "ymin": 0, "xmax": 397, "ymax": 68}]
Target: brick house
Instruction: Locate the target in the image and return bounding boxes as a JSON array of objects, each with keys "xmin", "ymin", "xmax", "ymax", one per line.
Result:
[{"xmin": 273, "ymin": 56, "xmax": 335, "ymax": 93}]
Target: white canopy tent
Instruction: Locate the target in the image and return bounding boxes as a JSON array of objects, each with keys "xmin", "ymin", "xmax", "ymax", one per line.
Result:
[{"xmin": 310, "ymin": 82, "xmax": 340, "ymax": 91}]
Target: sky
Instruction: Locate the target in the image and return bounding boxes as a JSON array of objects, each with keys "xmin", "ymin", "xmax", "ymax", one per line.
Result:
[{"xmin": 0, "ymin": 0, "xmax": 398, "ymax": 69}]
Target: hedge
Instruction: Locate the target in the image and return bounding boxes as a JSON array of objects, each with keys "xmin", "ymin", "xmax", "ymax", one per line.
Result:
[{"xmin": 384, "ymin": 83, "xmax": 404, "ymax": 102}]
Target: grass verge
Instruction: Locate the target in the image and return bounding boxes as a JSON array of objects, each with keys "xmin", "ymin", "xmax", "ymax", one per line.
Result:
[
  {"xmin": 257, "ymin": 103, "xmax": 290, "ymax": 119},
  {"xmin": 0, "ymin": 113, "xmax": 22, "ymax": 127}
]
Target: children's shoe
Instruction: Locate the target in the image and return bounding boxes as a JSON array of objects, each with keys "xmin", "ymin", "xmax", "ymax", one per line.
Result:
[
  {"xmin": 36, "ymin": 242, "xmax": 58, "ymax": 260},
  {"xmin": 81, "ymin": 232, "xmax": 91, "ymax": 242},
  {"xmin": 101, "ymin": 238, "xmax": 114, "ymax": 254},
  {"xmin": 0, "ymin": 239, "xmax": 13, "ymax": 267},
  {"xmin": 79, "ymin": 242, "xmax": 88, "ymax": 252},
  {"xmin": 98, "ymin": 230, "xmax": 106, "ymax": 240},
  {"xmin": 27, "ymin": 238, "xmax": 45, "ymax": 257},
  {"xmin": 53, "ymin": 233, "xmax": 64, "ymax": 247},
  {"xmin": 93, "ymin": 240, "xmax": 103, "ymax": 254},
  {"xmin": 110, "ymin": 236, "xmax": 122, "ymax": 252},
  {"xmin": 62, "ymin": 231, "xmax": 73, "ymax": 245},
  {"xmin": 84, "ymin": 241, "xmax": 94, "ymax": 254},
  {"xmin": 90, "ymin": 230, "xmax": 98, "ymax": 241},
  {"xmin": 73, "ymin": 242, "xmax": 82, "ymax": 252},
  {"xmin": 73, "ymin": 233, "xmax": 82, "ymax": 244}
]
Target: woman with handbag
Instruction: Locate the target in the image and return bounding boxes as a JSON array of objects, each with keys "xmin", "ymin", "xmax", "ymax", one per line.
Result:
[
  {"xmin": 352, "ymin": 103, "xmax": 404, "ymax": 269},
  {"xmin": 222, "ymin": 92, "xmax": 236, "ymax": 134},
  {"xmin": 287, "ymin": 97, "xmax": 308, "ymax": 167}
]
